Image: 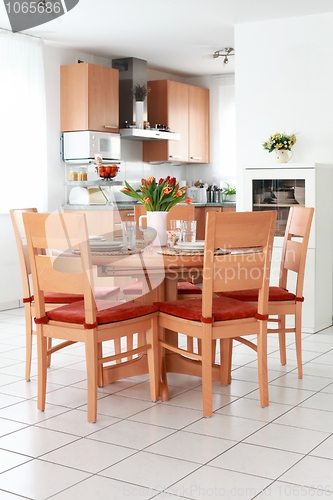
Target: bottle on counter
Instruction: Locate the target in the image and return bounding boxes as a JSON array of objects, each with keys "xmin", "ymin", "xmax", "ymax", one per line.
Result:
[
  {"xmin": 78, "ymin": 167, "xmax": 88, "ymax": 181},
  {"xmin": 68, "ymin": 167, "xmax": 78, "ymax": 181}
]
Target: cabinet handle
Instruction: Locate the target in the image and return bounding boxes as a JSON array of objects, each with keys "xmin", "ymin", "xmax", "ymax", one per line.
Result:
[
  {"xmin": 126, "ymin": 213, "xmax": 134, "ymax": 216},
  {"xmin": 191, "ymin": 156, "xmax": 202, "ymax": 160},
  {"xmin": 104, "ymin": 125, "xmax": 118, "ymax": 129},
  {"xmin": 169, "ymin": 155, "xmax": 182, "ymax": 159}
]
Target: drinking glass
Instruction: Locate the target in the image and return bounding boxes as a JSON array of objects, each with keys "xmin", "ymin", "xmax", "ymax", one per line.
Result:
[
  {"xmin": 170, "ymin": 220, "xmax": 183, "ymax": 242},
  {"xmin": 182, "ymin": 220, "xmax": 197, "ymax": 243},
  {"xmin": 122, "ymin": 221, "xmax": 136, "ymax": 249}
]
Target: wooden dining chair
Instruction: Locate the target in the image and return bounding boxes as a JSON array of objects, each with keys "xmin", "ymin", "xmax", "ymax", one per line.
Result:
[
  {"xmin": 123, "ymin": 204, "xmax": 202, "ymax": 301},
  {"xmin": 217, "ymin": 206, "xmax": 314, "ymax": 378},
  {"xmin": 23, "ymin": 212, "xmax": 159, "ymax": 422},
  {"xmin": 10, "ymin": 208, "xmax": 120, "ymax": 381},
  {"xmin": 154, "ymin": 210, "xmax": 276, "ymax": 417}
]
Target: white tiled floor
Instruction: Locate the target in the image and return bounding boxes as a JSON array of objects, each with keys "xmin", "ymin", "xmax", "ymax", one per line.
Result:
[{"xmin": 0, "ymin": 308, "xmax": 333, "ymax": 499}]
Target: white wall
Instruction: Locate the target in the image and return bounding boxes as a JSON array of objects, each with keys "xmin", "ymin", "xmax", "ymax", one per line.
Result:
[{"xmin": 235, "ymin": 12, "xmax": 333, "ymax": 210}]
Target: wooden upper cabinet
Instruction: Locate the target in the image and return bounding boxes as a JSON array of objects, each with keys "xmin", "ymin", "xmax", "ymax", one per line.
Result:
[
  {"xmin": 61, "ymin": 63, "xmax": 119, "ymax": 133},
  {"xmin": 189, "ymin": 85, "xmax": 210, "ymax": 164},
  {"xmin": 143, "ymin": 80, "xmax": 189, "ymax": 163},
  {"xmin": 143, "ymin": 80, "xmax": 209, "ymax": 164}
]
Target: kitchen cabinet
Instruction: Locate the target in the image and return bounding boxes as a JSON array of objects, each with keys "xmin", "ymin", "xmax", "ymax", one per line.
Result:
[
  {"xmin": 189, "ymin": 85, "xmax": 210, "ymax": 163},
  {"xmin": 244, "ymin": 163, "xmax": 333, "ymax": 333},
  {"xmin": 61, "ymin": 63, "xmax": 119, "ymax": 133},
  {"xmin": 142, "ymin": 80, "xmax": 209, "ymax": 164}
]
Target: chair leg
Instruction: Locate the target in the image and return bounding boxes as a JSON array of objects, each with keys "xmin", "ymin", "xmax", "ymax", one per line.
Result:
[
  {"xmin": 97, "ymin": 342, "xmax": 104, "ymax": 387},
  {"xmin": 278, "ymin": 314, "xmax": 286, "ymax": 365},
  {"xmin": 47, "ymin": 337, "xmax": 52, "ymax": 368},
  {"xmin": 126, "ymin": 335, "xmax": 133, "ymax": 361},
  {"xmin": 202, "ymin": 325, "xmax": 212, "ymax": 417},
  {"xmin": 220, "ymin": 338, "xmax": 232, "ymax": 385},
  {"xmin": 145, "ymin": 316, "xmax": 159, "ymax": 402},
  {"xmin": 159, "ymin": 325, "xmax": 169, "ymax": 402},
  {"xmin": 295, "ymin": 304, "xmax": 303, "ymax": 378},
  {"xmin": 25, "ymin": 305, "xmax": 32, "ymax": 381},
  {"xmin": 114, "ymin": 338, "xmax": 121, "ymax": 364},
  {"xmin": 212, "ymin": 339, "xmax": 217, "ymax": 364},
  {"xmin": 85, "ymin": 330, "xmax": 98, "ymax": 423},
  {"xmin": 37, "ymin": 326, "xmax": 47, "ymax": 412},
  {"xmin": 257, "ymin": 322, "xmax": 269, "ymax": 408},
  {"xmin": 187, "ymin": 336, "xmax": 194, "ymax": 353}
]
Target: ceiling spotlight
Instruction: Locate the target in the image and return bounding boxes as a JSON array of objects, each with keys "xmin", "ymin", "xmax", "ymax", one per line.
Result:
[{"xmin": 213, "ymin": 47, "xmax": 234, "ymax": 64}]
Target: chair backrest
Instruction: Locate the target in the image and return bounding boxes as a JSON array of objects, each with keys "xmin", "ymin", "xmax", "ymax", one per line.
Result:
[
  {"xmin": 10, "ymin": 208, "xmax": 38, "ymax": 301},
  {"xmin": 23, "ymin": 212, "xmax": 96, "ymax": 324},
  {"xmin": 202, "ymin": 211, "xmax": 277, "ymax": 319},
  {"xmin": 134, "ymin": 204, "xmax": 195, "ymax": 229},
  {"xmin": 279, "ymin": 206, "xmax": 314, "ymax": 299}
]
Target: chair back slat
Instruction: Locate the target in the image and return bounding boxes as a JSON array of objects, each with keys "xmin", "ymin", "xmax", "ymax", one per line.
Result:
[
  {"xmin": 202, "ymin": 211, "xmax": 276, "ymax": 319},
  {"xmin": 212, "ymin": 211, "xmax": 274, "ymax": 249},
  {"xmin": 10, "ymin": 208, "xmax": 38, "ymax": 299},
  {"xmin": 23, "ymin": 213, "xmax": 96, "ymax": 322},
  {"xmin": 35, "ymin": 255, "xmax": 86, "ymax": 295},
  {"xmin": 279, "ymin": 207, "xmax": 314, "ymax": 295},
  {"xmin": 283, "ymin": 240, "xmax": 302, "ymax": 274},
  {"xmin": 212, "ymin": 252, "xmax": 267, "ymax": 292}
]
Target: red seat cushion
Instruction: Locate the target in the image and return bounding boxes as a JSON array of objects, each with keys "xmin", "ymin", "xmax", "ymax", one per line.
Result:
[
  {"xmin": 42, "ymin": 287, "xmax": 120, "ymax": 304},
  {"xmin": 93, "ymin": 287, "xmax": 120, "ymax": 300},
  {"xmin": 46, "ymin": 300, "xmax": 158, "ymax": 326},
  {"xmin": 177, "ymin": 282, "xmax": 202, "ymax": 294},
  {"xmin": 216, "ymin": 286, "xmax": 296, "ymax": 302},
  {"xmin": 123, "ymin": 281, "xmax": 202, "ymax": 295},
  {"xmin": 123, "ymin": 281, "xmax": 143, "ymax": 295},
  {"xmin": 154, "ymin": 296, "xmax": 257, "ymax": 322}
]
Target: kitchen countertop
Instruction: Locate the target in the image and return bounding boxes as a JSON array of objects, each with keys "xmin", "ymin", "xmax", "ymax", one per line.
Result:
[{"xmin": 63, "ymin": 202, "xmax": 236, "ymax": 210}]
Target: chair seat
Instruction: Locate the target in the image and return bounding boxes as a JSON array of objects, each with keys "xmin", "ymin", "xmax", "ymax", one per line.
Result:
[
  {"xmin": 46, "ymin": 300, "xmax": 158, "ymax": 326},
  {"xmin": 154, "ymin": 296, "xmax": 257, "ymax": 322},
  {"xmin": 123, "ymin": 280, "xmax": 201, "ymax": 295},
  {"xmin": 41, "ymin": 287, "xmax": 120, "ymax": 304},
  {"xmin": 216, "ymin": 286, "xmax": 296, "ymax": 302}
]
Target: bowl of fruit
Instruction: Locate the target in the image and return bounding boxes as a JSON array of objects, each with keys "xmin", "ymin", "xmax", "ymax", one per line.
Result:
[{"xmin": 95, "ymin": 164, "xmax": 119, "ymax": 179}]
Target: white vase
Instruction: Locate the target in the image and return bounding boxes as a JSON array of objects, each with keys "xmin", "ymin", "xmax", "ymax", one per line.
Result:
[
  {"xmin": 135, "ymin": 101, "xmax": 144, "ymax": 129},
  {"xmin": 139, "ymin": 211, "xmax": 168, "ymax": 246},
  {"xmin": 274, "ymin": 148, "xmax": 293, "ymax": 163}
]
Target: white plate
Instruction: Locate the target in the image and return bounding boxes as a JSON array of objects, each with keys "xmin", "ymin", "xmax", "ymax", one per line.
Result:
[
  {"xmin": 89, "ymin": 236, "xmax": 106, "ymax": 241},
  {"xmin": 89, "ymin": 241, "xmax": 124, "ymax": 249},
  {"xmin": 177, "ymin": 241, "xmax": 205, "ymax": 249}
]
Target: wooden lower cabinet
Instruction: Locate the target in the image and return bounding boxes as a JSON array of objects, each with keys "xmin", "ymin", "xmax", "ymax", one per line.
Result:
[{"xmin": 194, "ymin": 206, "xmax": 236, "ymax": 240}]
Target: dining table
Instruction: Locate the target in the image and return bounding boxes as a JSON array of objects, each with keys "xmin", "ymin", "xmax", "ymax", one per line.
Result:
[{"xmin": 91, "ymin": 244, "xmax": 223, "ymax": 400}]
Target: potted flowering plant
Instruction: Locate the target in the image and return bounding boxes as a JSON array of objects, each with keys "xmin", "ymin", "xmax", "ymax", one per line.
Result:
[
  {"xmin": 263, "ymin": 133, "xmax": 296, "ymax": 163},
  {"xmin": 121, "ymin": 176, "xmax": 192, "ymax": 211},
  {"xmin": 263, "ymin": 133, "xmax": 296, "ymax": 152},
  {"xmin": 121, "ymin": 176, "xmax": 192, "ymax": 246}
]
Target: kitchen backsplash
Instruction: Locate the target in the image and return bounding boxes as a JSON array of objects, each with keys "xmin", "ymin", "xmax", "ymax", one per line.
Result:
[{"xmin": 115, "ymin": 138, "xmax": 216, "ymax": 186}]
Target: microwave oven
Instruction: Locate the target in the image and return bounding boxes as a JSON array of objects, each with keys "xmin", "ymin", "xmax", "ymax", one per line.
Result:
[{"xmin": 62, "ymin": 131, "xmax": 121, "ymax": 163}]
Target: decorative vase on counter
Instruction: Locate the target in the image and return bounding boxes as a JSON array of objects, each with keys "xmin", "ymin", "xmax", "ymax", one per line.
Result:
[
  {"xmin": 139, "ymin": 211, "xmax": 168, "ymax": 246},
  {"xmin": 135, "ymin": 101, "xmax": 144, "ymax": 129},
  {"xmin": 274, "ymin": 148, "xmax": 293, "ymax": 163}
]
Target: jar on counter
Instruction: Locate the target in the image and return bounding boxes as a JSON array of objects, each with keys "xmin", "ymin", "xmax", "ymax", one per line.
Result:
[
  {"xmin": 68, "ymin": 167, "xmax": 78, "ymax": 181},
  {"xmin": 78, "ymin": 167, "xmax": 88, "ymax": 181}
]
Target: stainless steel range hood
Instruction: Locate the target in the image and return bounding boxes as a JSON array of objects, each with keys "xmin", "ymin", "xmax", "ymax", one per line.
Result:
[{"xmin": 112, "ymin": 56, "xmax": 179, "ymax": 142}]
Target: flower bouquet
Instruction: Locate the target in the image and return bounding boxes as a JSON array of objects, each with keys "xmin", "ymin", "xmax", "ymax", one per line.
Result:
[
  {"xmin": 263, "ymin": 133, "xmax": 296, "ymax": 153},
  {"xmin": 121, "ymin": 176, "xmax": 192, "ymax": 211}
]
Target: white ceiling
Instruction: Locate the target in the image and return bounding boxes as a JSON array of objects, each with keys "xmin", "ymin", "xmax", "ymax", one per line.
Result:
[{"xmin": 1, "ymin": 0, "xmax": 333, "ymax": 77}]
